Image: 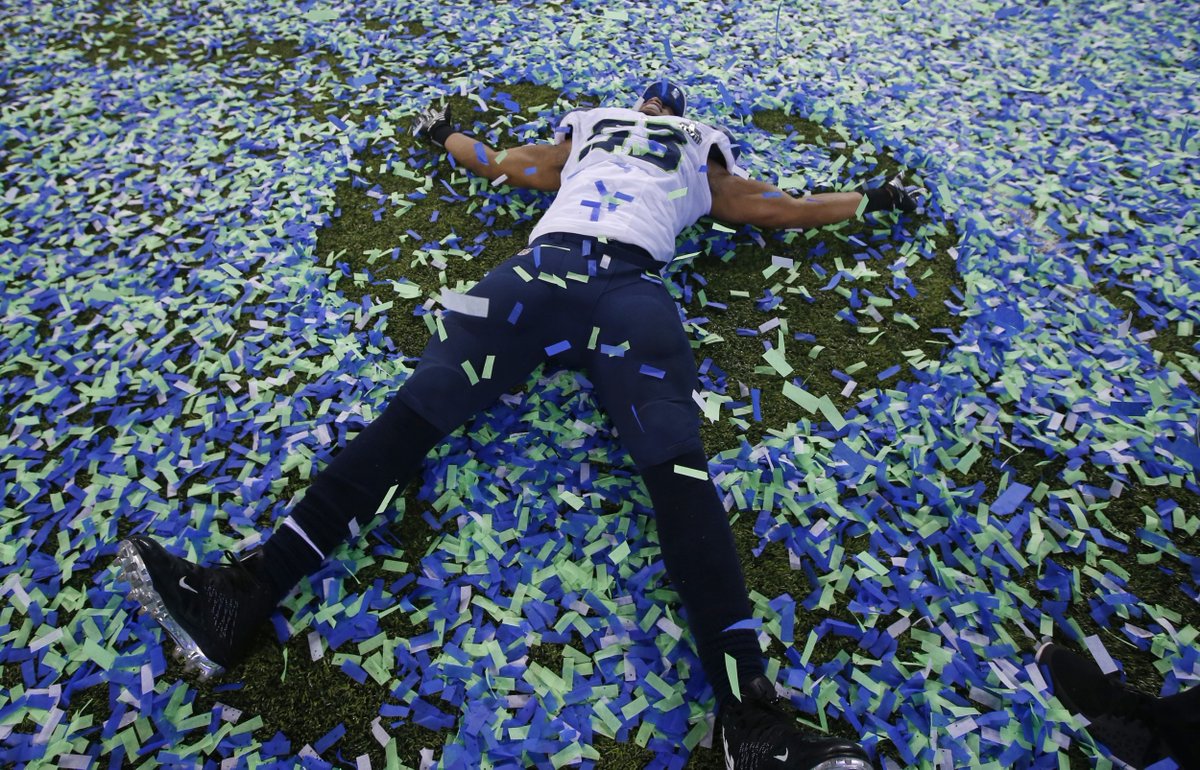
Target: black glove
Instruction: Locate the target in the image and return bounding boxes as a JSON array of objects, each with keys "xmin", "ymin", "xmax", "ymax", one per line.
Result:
[
  {"xmin": 412, "ymin": 101, "xmax": 457, "ymax": 148},
  {"xmin": 863, "ymin": 175, "xmax": 919, "ymax": 214}
]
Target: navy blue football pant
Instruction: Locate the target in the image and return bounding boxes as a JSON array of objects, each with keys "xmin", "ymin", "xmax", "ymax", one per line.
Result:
[{"xmin": 269, "ymin": 233, "xmax": 763, "ymax": 700}]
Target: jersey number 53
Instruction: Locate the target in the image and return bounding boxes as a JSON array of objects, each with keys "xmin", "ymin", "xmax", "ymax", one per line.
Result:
[{"xmin": 577, "ymin": 118, "xmax": 688, "ymax": 173}]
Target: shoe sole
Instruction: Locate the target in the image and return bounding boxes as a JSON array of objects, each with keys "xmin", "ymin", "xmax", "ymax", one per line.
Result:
[
  {"xmin": 811, "ymin": 760, "xmax": 872, "ymax": 770},
  {"xmin": 116, "ymin": 540, "xmax": 224, "ymax": 679},
  {"xmin": 727, "ymin": 756, "xmax": 870, "ymax": 770}
]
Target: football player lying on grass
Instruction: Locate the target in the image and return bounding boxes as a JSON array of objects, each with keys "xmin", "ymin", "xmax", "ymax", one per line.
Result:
[{"xmin": 118, "ymin": 79, "xmax": 916, "ymax": 770}]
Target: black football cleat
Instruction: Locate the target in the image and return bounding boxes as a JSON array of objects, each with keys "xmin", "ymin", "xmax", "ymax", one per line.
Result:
[
  {"xmin": 1036, "ymin": 642, "xmax": 1193, "ymax": 769},
  {"xmin": 719, "ymin": 677, "xmax": 873, "ymax": 770},
  {"xmin": 116, "ymin": 536, "xmax": 277, "ymax": 678}
]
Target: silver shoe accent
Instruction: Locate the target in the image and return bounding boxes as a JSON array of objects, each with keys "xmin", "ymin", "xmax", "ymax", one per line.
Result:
[
  {"xmin": 116, "ymin": 540, "xmax": 223, "ymax": 679},
  {"xmin": 811, "ymin": 760, "xmax": 872, "ymax": 770}
]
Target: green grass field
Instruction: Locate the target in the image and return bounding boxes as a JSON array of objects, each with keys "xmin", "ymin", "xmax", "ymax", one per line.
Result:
[{"xmin": 1, "ymin": 1, "xmax": 1197, "ymax": 768}]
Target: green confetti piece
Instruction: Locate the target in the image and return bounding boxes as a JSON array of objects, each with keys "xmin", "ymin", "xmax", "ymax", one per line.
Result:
[
  {"xmin": 609, "ymin": 541, "xmax": 631, "ymax": 563},
  {"xmin": 620, "ymin": 695, "xmax": 649, "ymax": 720},
  {"xmin": 725, "ymin": 653, "xmax": 741, "ymax": 701},
  {"xmin": 374, "ymin": 484, "xmax": 400, "ymax": 515},
  {"xmin": 672, "ymin": 464, "xmax": 708, "ymax": 480},
  {"xmin": 683, "ymin": 718, "xmax": 709, "ymax": 750},
  {"xmin": 304, "ymin": 7, "xmax": 340, "ymax": 22},
  {"xmin": 762, "ymin": 347, "xmax": 793, "ymax": 377},
  {"xmin": 956, "ymin": 445, "xmax": 982, "ymax": 473},
  {"xmin": 645, "ymin": 671, "xmax": 676, "ymax": 701},
  {"xmin": 782, "ymin": 381, "xmax": 820, "ymax": 413},
  {"xmin": 83, "ymin": 640, "xmax": 116, "ymax": 670},
  {"xmin": 815, "ymin": 396, "xmax": 846, "ymax": 429},
  {"xmin": 559, "ymin": 490, "xmax": 585, "ymax": 510}
]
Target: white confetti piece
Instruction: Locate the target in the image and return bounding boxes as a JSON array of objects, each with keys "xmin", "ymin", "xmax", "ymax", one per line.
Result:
[{"xmin": 439, "ymin": 289, "xmax": 490, "ymax": 317}]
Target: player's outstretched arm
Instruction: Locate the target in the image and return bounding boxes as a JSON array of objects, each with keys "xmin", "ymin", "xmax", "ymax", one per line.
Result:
[
  {"xmin": 706, "ymin": 160, "xmax": 917, "ymax": 230},
  {"xmin": 413, "ymin": 101, "xmax": 571, "ymax": 192}
]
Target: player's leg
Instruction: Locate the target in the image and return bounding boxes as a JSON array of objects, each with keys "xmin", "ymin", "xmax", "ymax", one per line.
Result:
[
  {"xmin": 117, "ymin": 250, "xmax": 563, "ymax": 677},
  {"xmin": 586, "ymin": 271, "xmax": 761, "ymax": 692},
  {"xmin": 587, "ymin": 273, "xmax": 870, "ymax": 769},
  {"xmin": 264, "ymin": 253, "xmax": 564, "ymax": 595}
]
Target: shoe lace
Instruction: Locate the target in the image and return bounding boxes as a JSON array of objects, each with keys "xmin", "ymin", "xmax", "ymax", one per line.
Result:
[{"xmin": 214, "ymin": 549, "xmax": 266, "ymax": 591}]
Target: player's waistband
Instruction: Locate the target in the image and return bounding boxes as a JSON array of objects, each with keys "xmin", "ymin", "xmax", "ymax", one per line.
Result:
[{"xmin": 529, "ymin": 233, "xmax": 659, "ymax": 271}]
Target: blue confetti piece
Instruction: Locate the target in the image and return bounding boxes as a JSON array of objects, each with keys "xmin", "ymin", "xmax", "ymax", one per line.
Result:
[
  {"xmin": 508, "ymin": 302, "xmax": 523, "ymax": 325},
  {"xmin": 832, "ymin": 441, "xmax": 871, "ymax": 476},
  {"xmin": 991, "ymin": 483, "xmax": 1033, "ymax": 516},
  {"xmin": 1110, "ymin": 401, "xmax": 1150, "ymax": 416},
  {"xmin": 639, "ymin": 364, "xmax": 665, "ymax": 379},
  {"xmin": 1164, "ymin": 438, "xmax": 1200, "ymax": 474},
  {"xmin": 545, "ymin": 340, "xmax": 571, "ymax": 356},
  {"xmin": 339, "ymin": 660, "xmax": 368, "ymax": 684},
  {"xmin": 314, "ymin": 723, "xmax": 345, "ymax": 753},
  {"xmin": 722, "ymin": 618, "xmax": 762, "ymax": 632}
]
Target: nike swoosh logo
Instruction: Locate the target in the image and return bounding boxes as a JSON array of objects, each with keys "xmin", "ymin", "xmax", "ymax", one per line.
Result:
[
  {"xmin": 179, "ymin": 576, "xmax": 198, "ymax": 594},
  {"xmin": 774, "ymin": 749, "xmax": 789, "ymax": 762},
  {"xmin": 723, "ymin": 734, "xmax": 734, "ymax": 770}
]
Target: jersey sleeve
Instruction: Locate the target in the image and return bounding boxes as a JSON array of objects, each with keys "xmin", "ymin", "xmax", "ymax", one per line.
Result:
[
  {"xmin": 702, "ymin": 125, "xmax": 749, "ymax": 179},
  {"xmin": 552, "ymin": 108, "xmax": 591, "ymax": 145}
]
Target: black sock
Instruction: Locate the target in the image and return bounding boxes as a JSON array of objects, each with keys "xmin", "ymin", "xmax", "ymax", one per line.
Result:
[
  {"xmin": 260, "ymin": 396, "xmax": 444, "ymax": 597},
  {"xmin": 641, "ymin": 449, "xmax": 766, "ymax": 703}
]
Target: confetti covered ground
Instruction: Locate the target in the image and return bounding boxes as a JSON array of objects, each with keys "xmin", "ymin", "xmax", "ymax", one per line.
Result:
[{"xmin": 2, "ymin": 1, "xmax": 1198, "ymax": 768}]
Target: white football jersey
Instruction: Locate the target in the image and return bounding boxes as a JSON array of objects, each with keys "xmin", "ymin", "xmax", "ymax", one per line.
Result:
[{"xmin": 528, "ymin": 107, "xmax": 745, "ymax": 264}]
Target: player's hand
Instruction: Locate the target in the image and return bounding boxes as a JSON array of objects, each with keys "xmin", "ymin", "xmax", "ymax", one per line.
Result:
[
  {"xmin": 864, "ymin": 174, "xmax": 920, "ymax": 214},
  {"xmin": 883, "ymin": 175, "xmax": 919, "ymax": 213},
  {"xmin": 413, "ymin": 101, "xmax": 455, "ymax": 147}
]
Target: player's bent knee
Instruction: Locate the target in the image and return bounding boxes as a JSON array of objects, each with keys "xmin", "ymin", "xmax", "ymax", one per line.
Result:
[
  {"xmin": 397, "ymin": 362, "xmax": 490, "ymax": 434},
  {"xmin": 622, "ymin": 399, "xmax": 705, "ymax": 471}
]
